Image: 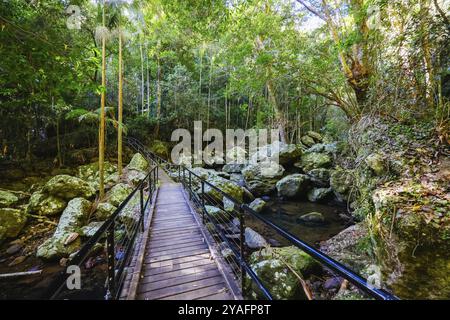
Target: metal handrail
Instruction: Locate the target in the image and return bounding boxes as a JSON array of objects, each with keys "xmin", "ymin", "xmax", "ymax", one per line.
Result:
[
  {"xmin": 48, "ymin": 161, "xmax": 158, "ymax": 300},
  {"xmin": 126, "ymin": 138, "xmax": 400, "ymax": 301}
]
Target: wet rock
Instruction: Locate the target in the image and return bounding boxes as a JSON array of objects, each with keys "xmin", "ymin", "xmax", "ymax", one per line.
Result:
[
  {"xmin": 248, "ymin": 246, "xmax": 320, "ymax": 299},
  {"xmin": 251, "ymin": 141, "xmax": 303, "ymax": 166},
  {"xmin": 43, "ymin": 175, "xmax": 96, "ymax": 200},
  {"xmin": 306, "ymin": 168, "xmax": 331, "ymax": 186},
  {"xmin": 36, "ymin": 198, "xmax": 91, "ymax": 260},
  {"xmin": 0, "ymin": 190, "xmax": 19, "ymax": 208},
  {"xmin": 107, "ymin": 183, "xmax": 133, "ymax": 207},
  {"xmin": 0, "ymin": 208, "xmax": 27, "ymax": 242},
  {"xmin": 81, "ymin": 221, "xmax": 104, "ymax": 237},
  {"xmin": 297, "ymin": 212, "xmax": 325, "ymax": 224},
  {"xmin": 276, "ymin": 174, "xmax": 310, "ymax": 198},
  {"xmin": 8, "ymin": 255, "xmax": 26, "ymax": 267},
  {"xmin": 126, "ymin": 153, "xmax": 149, "ymax": 172},
  {"xmin": 245, "ymin": 227, "xmax": 267, "ymax": 249},
  {"xmin": 307, "ymin": 188, "xmax": 332, "ymax": 202},
  {"xmin": 95, "ymin": 202, "xmax": 117, "ymax": 220},
  {"xmin": 6, "ymin": 243, "xmax": 23, "ymax": 255},
  {"xmin": 249, "ymin": 198, "xmax": 267, "ymax": 213},
  {"xmin": 297, "ymin": 152, "xmax": 332, "ymax": 172},
  {"xmin": 27, "ymin": 192, "xmax": 67, "ymax": 216},
  {"xmin": 242, "ymin": 162, "xmax": 285, "ymax": 196},
  {"xmin": 223, "ymin": 163, "xmax": 245, "ymax": 174},
  {"xmin": 365, "ymin": 153, "xmax": 386, "ymax": 176}
]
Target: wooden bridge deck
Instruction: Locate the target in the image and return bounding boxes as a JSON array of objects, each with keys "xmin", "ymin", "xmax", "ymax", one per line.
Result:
[{"xmin": 126, "ymin": 170, "xmax": 239, "ymax": 300}]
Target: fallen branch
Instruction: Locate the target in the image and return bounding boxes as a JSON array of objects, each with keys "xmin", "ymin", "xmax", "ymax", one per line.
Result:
[{"xmin": 0, "ymin": 270, "xmax": 43, "ymax": 279}]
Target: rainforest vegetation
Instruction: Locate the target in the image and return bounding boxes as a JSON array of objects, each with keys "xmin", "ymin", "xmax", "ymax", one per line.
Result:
[{"xmin": 0, "ymin": 0, "xmax": 449, "ymax": 300}]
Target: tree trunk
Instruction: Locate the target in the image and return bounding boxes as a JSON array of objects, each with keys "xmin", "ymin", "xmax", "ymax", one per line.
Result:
[
  {"xmin": 139, "ymin": 38, "xmax": 145, "ymax": 114},
  {"xmin": 118, "ymin": 31, "xmax": 123, "ymax": 176},
  {"xmin": 155, "ymin": 54, "xmax": 162, "ymax": 137},
  {"xmin": 99, "ymin": 0, "xmax": 106, "ymax": 198}
]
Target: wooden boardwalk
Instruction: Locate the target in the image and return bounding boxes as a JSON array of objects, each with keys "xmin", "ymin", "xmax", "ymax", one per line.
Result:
[{"xmin": 126, "ymin": 170, "xmax": 240, "ymax": 300}]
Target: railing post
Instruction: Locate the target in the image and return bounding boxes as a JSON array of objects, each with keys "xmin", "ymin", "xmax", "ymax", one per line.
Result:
[
  {"xmin": 106, "ymin": 221, "xmax": 116, "ymax": 299},
  {"xmin": 140, "ymin": 185, "xmax": 144, "ymax": 232},
  {"xmin": 148, "ymin": 172, "xmax": 152, "ymax": 204},
  {"xmin": 239, "ymin": 208, "xmax": 246, "ymax": 294},
  {"xmin": 182, "ymin": 166, "xmax": 185, "ymax": 186},
  {"xmin": 188, "ymin": 171, "xmax": 192, "ymax": 200},
  {"xmin": 201, "ymin": 180, "xmax": 205, "ymax": 223}
]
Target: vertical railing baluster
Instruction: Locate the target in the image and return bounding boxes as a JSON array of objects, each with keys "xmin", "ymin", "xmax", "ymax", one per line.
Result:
[
  {"xmin": 188, "ymin": 171, "xmax": 192, "ymax": 200},
  {"xmin": 106, "ymin": 221, "xmax": 116, "ymax": 299},
  {"xmin": 201, "ymin": 180, "xmax": 205, "ymax": 223},
  {"xmin": 140, "ymin": 185, "xmax": 144, "ymax": 231},
  {"xmin": 239, "ymin": 208, "xmax": 246, "ymax": 294}
]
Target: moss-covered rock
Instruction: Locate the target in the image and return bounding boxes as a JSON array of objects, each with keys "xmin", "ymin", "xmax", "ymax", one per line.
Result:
[
  {"xmin": 76, "ymin": 161, "xmax": 117, "ymax": 190},
  {"xmin": 306, "ymin": 168, "xmax": 331, "ymax": 186},
  {"xmin": 126, "ymin": 153, "xmax": 149, "ymax": 172},
  {"xmin": 307, "ymin": 188, "xmax": 332, "ymax": 202},
  {"xmin": 307, "ymin": 131, "xmax": 323, "ymax": 143},
  {"xmin": 106, "ymin": 183, "xmax": 133, "ymax": 207},
  {"xmin": 204, "ymin": 175, "xmax": 244, "ymax": 203},
  {"xmin": 125, "ymin": 169, "xmax": 146, "ymax": 187},
  {"xmin": 80, "ymin": 221, "xmax": 104, "ymax": 237},
  {"xmin": 0, "ymin": 208, "xmax": 27, "ymax": 241},
  {"xmin": 95, "ymin": 202, "xmax": 117, "ymax": 220},
  {"xmin": 27, "ymin": 191, "xmax": 67, "ymax": 216},
  {"xmin": 43, "ymin": 175, "xmax": 96, "ymax": 200},
  {"xmin": 301, "ymin": 135, "xmax": 316, "ymax": 147},
  {"xmin": 36, "ymin": 197, "xmax": 91, "ymax": 260},
  {"xmin": 242, "ymin": 162, "xmax": 285, "ymax": 196},
  {"xmin": 276, "ymin": 174, "xmax": 310, "ymax": 198},
  {"xmin": 0, "ymin": 190, "xmax": 19, "ymax": 208},
  {"xmin": 297, "ymin": 152, "xmax": 332, "ymax": 171},
  {"xmin": 248, "ymin": 246, "xmax": 320, "ymax": 299},
  {"xmin": 205, "ymin": 205, "xmax": 231, "ymax": 221},
  {"xmin": 330, "ymin": 167, "xmax": 355, "ymax": 202}
]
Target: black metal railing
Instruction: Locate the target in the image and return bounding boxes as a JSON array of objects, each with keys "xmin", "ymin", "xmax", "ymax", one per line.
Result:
[
  {"xmin": 48, "ymin": 160, "xmax": 158, "ymax": 300},
  {"xmin": 127, "ymin": 138, "xmax": 399, "ymax": 301}
]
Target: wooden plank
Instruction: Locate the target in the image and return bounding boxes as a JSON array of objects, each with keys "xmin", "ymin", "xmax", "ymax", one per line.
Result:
[
  {"xmin": 149, "ymin": 240, "xmax": 205, "ymax": 252},
  {"xmin": 149, "ymin": 235, "xmax": 204, "ymax": 247},
  {"xmin": 138, "ymin": 276, "xmax": 225, "ymax": 299},
  {"xmin": 138, "ymin": 269, "xmax": 222, "ymax": 292},
  {"xmin": 197, "ymin": 291, "xmax": 233, "ymax": 300},
  {"xmin": 159, "ymin": 283, "xmax": 230, "ymax": 300},
  {"xmin": 145, "ymin": 248, "xmax": 210, "ymax": 263},
  {"xmin": 140, "ymin": 263, "xmax": 219, "ymax": 284},
  {"xmin": 145, "ymin": 252, "xmax": 213, "ymax": 270},
  {"xmin": 146, "ymin": 244, "xmax": 208, "ymax": 257}
]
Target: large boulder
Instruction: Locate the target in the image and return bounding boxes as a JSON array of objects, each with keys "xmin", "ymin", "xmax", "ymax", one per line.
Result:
[
  {"xmin": 126, "ymin": 153, "xmax": 149, "ymax": 172},
  {"xmin": 107, "ymin": 183, "xmax": 133, "ymax": 207},
  {"xmin": 306, "ymin": 168, "xmax": 331, "ymax": 186},
  {"xmin": 330, "ymin": 168, "xmax": 355, "ymax": 202},
  {"xmin": 276, "ymin": 174, "xmax": 310, "ymax": 198},
  {"xmin": 76, "ymin": 161, "xmax": 117, "ymax": 190},
  {"xmin": 242, "ymin": 162, "xmax": 285, "ymax": 196},
  {"xmin": 222, "ymin": 163, "xmax": 246, "ymax": 174},
  {"xmin": 307, "ymin": 187, "xmax": 332, "ymax": 202},
  {"xmin": 36, "ymin": 198, "xmax": 91, "ymax": 260},
  {"xmin": 297, "ymin": 152, "xmax": 332, "ymax": 172},
  {"xmin": 251, "ymin": 142, "xmax": 302, "ymax": 166},
  {"xmin": 0, "ymin": 208, "xmax": 27, "ymax": 242},
  {"xmin": 43, "ymin": 175, "xmax": 96, "ymax": 200},
  {"xmin": 306, "ymin": 131, "xmax": 323, "ymax": 143},
  {"xmin": 124, "ymin": 169, "xmax": 146, "ymax": 187},
  {"xmin": 95, "ymin": 202, "xmax": 117, "ymax": 220},
  {"xmin": 204, "ymin": 175, "xmax": 244, "ymax": 203},
  {"xmin": 0, "ymin": 190, "xmax": 19, "ymax": 208},
  {"xmin": 205, "ymin": 205, "xmax": 231, "ymax": 221},
  {"xmin": 245, "ymin": 227, "xmax": 267, "ymax": 249},
  {"xmin": 248, "ymin": 246, "xmax": 320, "ymax": 299},
  {"xmin": 300, "ymin": 135, "xmax": 316, "ymax": 147},
  {"xmin": 27, "ymin": 192, "xmax": 67, "ymax": 216},
  {"xmin": 249, "ymin": 198, "xmax": 267, "ymax": 213}
]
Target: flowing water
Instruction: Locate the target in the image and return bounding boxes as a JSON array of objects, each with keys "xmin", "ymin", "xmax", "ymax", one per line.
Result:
[{"xmin": 246, "ymin": 198, "xmax": 350, "ymax": 248}]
